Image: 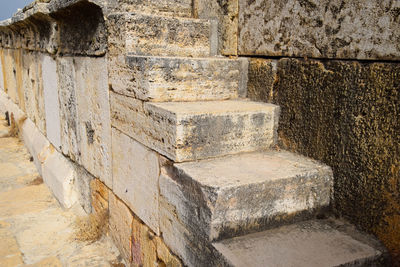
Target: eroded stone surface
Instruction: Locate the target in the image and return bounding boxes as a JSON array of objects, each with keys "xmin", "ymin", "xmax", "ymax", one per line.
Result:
[
  {"xmin": 162, "ymin": 150, "xmax": 332, "ymax": 241},
  {"xmin": 111, "ymin": 55, "xmax": 245, "ymax": 101},
  {"xmin": 195, "ymin": 0, "xmax": 238, "ymax": 55},
  {"xmin": 114, "ymin": 0, "xmax": 193, "ymax": 17},
  {"xmin": 109, "ymin": 13, "xmax": 213, "ymax": 57},
  {"xmin": 239, "ymin": 0, "xmax": 400, "ymax": 60},
  {"xmin": 112, "ymin": 128, "xmax": 160, "ymax": 234},
  {"xmin": 111, "ymin": 95, "xmax": 279, "ymax": 161},
  {"xmin": 214, "ymin": 219, "xmax": 387, "ymax": 267}
]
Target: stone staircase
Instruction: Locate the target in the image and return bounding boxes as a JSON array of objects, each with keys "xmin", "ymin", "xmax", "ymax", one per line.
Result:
[{"xmin": 107, "ymin": 2, "xmax": 387, "ymax": 266}]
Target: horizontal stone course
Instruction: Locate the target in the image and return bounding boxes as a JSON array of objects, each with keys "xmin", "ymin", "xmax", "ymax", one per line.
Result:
[
  {"xmin": 111, "ymin": 93, "xmax": 279, "ymax": 162},
  {"xmin": 239, "ymin": 0, "xmax": 400, "ymax": 60},
  {"xmin": 118, "ymin": 13, "xmax": 215, "ymax": 57}
]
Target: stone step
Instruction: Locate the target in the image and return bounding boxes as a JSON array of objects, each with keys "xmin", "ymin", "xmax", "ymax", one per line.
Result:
[
  {"xmin": 109, "ymin": 13, "xmax": 217, "ymax": 57},
  {"xmin": 160, "ymin": 150, "xmax": 333, "ymax": 242},
  {"xmin": 110, "ymin": 96, "xmax": 280, "ymax": 162},
  {"xmin": 213, "ymin": 219, "xmax": 388, "ymax": 267},
  {"xmin": 114, "ymin": 55, "xmax": 248, "ymax": 102}
]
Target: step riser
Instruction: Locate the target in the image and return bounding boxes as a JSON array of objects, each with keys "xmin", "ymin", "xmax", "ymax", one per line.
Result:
[
  {"xmin": 124, "ymin": 14, "xmax": 216, "ymax": 57},
  {"xmin": 110, "ymin": 93, "xmax": 279, "ymax": 162},
  {"xmin": 121, "ymin": 56, "xmax": 247, "ymax": 102}
]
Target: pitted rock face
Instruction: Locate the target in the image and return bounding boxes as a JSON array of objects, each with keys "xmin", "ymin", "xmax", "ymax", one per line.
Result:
[{"xmin": 239, "ymin": 0, "xmax": 400, "ymax": 60}]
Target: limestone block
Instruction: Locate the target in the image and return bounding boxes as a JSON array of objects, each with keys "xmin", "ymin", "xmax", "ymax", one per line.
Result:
[
  {"xmin": 57, "ymin": 57, "xmax": 112, "ymax": 188},
  {"xmin": 111, "ymin": 94, "xmax": 279, "ymax": 162},
  {"xmin": 42, "ymin": 55, "xmax": 61, "ymax": 150},
  {"xmin": 41, "ymin": 149, "xmax": 78, "ymax": 209},
  {"xmin": 74, "ymin": 57, "xmax": 112, "ymax": 188},
  {"xmin": 123, "ymin": 13, "xmax": 214, "ymax": 57},
  {"xmin": 239, "ymin": 0, "xmax": 400, "ymax": 60},
  {"xmin": 90, "ymin": 178, "xmax": 109, "ymax": 214},
  {"xmin": 73, "ymin": 165, "xmax": 94, "ymax": 214},
  {"xmin": 115, "ymin": 0, "xmax": 193, "ymax": 17},
  {"xmin": 56, "ymin": 57, "xmax": 79, "ymax": 161},
  {"xmin": 1, "ymin": 49, "xmax": 25, "ymax": 111},
  {"xmin": 172, "ymin": 150, "xmax": 333, "ymax": 240},
  {"xmin": 159, "ymin": 173, "xmax": 226, "ymax": 266},
  {"xmin": 114, "ymin": 55, "xmax": 247, "ymax": 102},
  {"xmin": 194, "ymin": 0, "xmax": 238, "ymax": 55},
  {"xmin": 112, "ymin": 128, "xmax": 160, "ymax": 234},
  {"xmin": 21, "ymin": 51, "xmax": 46, "ymax": 135},
  {"xmin": 109, "ymin": 192, "xmax": 133, "ymax": 263},
  {"xmin": 214, "ymin": 220, "xmax": 386, "ymax": 267}
]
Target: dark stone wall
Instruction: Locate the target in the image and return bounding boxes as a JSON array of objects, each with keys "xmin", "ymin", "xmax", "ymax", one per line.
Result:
[{"xmin": 248, "ymin": 58, "xmax": 400, "ymax": 262}]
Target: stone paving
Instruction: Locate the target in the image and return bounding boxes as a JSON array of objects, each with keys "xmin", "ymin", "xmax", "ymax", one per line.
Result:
[{"xmin": 0, "ymin": 116, "xmax": 124, "ymax": 267}]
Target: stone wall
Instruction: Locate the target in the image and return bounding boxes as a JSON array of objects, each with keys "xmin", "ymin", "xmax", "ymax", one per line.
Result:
[
  {"xmin": 0, "ymin": 1, "xmax": 184, "ymax": 266},
  {"xmin": 241, "ymin": 1, "xmax": 400, "ymax": 262}
]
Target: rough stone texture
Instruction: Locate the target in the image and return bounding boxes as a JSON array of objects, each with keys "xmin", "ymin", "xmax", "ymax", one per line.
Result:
[
  {"xmin": 50, "ymin": 1, "xmax": 107, "ymax": 56},
  {"xmin": 249, "ymin": 58, "xmax": 400, "ymax": 262},
  {"xmin": 74, "ymin": 57, "xmax": 112, "ymax": 188},
  {"xmin": 109, "ymin": 192, "xmax": 133, "ymax": 263},
  {"xmin": 159, "ymin": 172, "xmax": 228, "ymax": 267},
  {"xmin": 109, "ymin": 13, "xmax": 214, "ymax": 57},
  {"xmin": 114, "ymin": 0, "xmax": 193, "ymax": 17},
  {"xmin": 239, "ymin": 0, "xmax": 400, "ymax": 60},
  {"xmin": 41, "ymin": 147, "xmax": 78, "ymax": 209},
  {"xmin": 163, "ymin": 150, "xmax": 332, "ymax": 241},
  {"xmin": 56, "ymin": 57, "xmax": 79, "ymax": 162},
  {"xmin": 90, "ymin": 178, "xmax": 109, "ymax": 214},
  {"xmin": 73, "ymin": 164, "xmax": 94, "ymax": 214},
  {"xmin": 214, "ymin": 219, "xmax": 388, "ymax": 267},
  {"xmin": 111, "ymin": 94, "xmax": 280, "ymax": 162},
  {"xmin": 194, "ymin": 0, "xmax": 238, "ymax": 55},
  {"xmin": 57, "ymin": 56, "xmax": 112, "ymax": 188},
  {"xmin": 111, "ymin": 55, "xmax": 246, "ymax": 102},
  {"xmin": 22, "ymin": 51, "xmax": 46, "ymax": 135},
  {"xmin": 42, "ymin": 54, "xmax": 61, "ymax": 150},
  {"xmin": 247, "ymin": 58, "xmax": 277, "ymax": 102},
  {"xmin": 0, "ymin": 49, "xmax": 25, "ymax": 113},
  {"xmin": 112, "ymin": 128, "xmax": 160, "ymax": 234}
]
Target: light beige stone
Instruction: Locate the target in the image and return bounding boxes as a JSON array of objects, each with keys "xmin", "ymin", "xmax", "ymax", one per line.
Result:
[
  {"xmin": 111, "ymin": 94, "xmax": 280, "ymax": 162},
  {"xmin": 112, "ymin": 128, "xmax": 160, "ymax": 234}
]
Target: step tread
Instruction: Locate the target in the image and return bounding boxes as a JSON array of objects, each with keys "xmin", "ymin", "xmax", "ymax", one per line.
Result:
[
  {"xmin": 174, "ymin": 150, "xmax": 330, "ymax": 188},
  {"xmin": 147, "ymin": 100, "xmax": 278, "ymax": 116},
  {"xmin": 213, "ymin": 219, "xmax": 386, "ymax": 267}
]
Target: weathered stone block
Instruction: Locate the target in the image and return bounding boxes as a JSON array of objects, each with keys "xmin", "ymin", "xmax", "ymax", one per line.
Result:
[
  {"xmin": 214, "ymin": 219, "xmax": 387, "ymax": 267},
  {"xmin": 57, "ymin": 57, "xmax": 112, "ymax": 188},
  {"xmin": 42, "ymin": 55, "xmax": 61, "ymax": 150},
  {"xmin": 73, "ymin": 164, "xmax": 94, "ymax": 214},
  {"xmin": 74, "ymin": 57, "xmax": 112, "ymax": 188},
  {"xmin": 112, "ymin": 128, "xmax": 160, "ymax": 234},
  {"xmin": 194, "ymin": 0, "xmax": 238, "ymax": 55},
  {"xmin": 41, "ymin": 148, "xmax": 78, "ymax": 209},
  {"xmin": 163, "ymin": 150, "xmax": 332, "ymax": 241},
  {"xmin": 56, "ymin": 57, "xmax": 79, "ymax": 162},
  {"xmin": 239, "ymin": 0, "xmax": 400, "ymax": 60},
  {"xmin": 109, "ymin": 192, "xmax": 133, "ymax": 263},
  {"xmin": 22, "ymin": 51, "xmax": 46, "ymax": 135},
  {"xmin": 111, "ymin": 55, "xmax": 246, "ymax": 101},
  {"xmin": 90, "ymin": 178, "xmax": 109, "ymax": 214},
  {"xmin": 110, "ymin": 13, "xmax": 214, "ymax": 57},
  {"xmin": 111, "ymin": 94, "xmax": 279, "ymax": 161}
]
